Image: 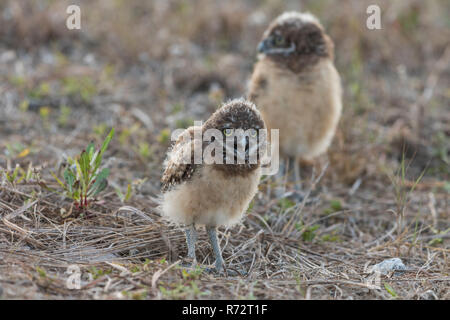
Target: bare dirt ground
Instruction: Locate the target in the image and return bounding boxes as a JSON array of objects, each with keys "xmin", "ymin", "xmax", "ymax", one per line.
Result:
[{"xmin": 0, "ymin": 0, "xmax": 448, "ymax": 299}]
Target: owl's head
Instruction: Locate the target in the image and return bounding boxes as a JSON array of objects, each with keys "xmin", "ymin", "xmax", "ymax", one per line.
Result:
[
  {"xmin": 257, "ymin": 12, "xmax": 334, "ymax": 73},
  {"xmin": 203, "ymin": 98, "xmax": 266, "ymax": 173}
]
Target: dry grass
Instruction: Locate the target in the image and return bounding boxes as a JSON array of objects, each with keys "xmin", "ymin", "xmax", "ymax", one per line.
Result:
[{"xmin": 0, "ymin": 0, "xmax": 448, "ymax": 299}]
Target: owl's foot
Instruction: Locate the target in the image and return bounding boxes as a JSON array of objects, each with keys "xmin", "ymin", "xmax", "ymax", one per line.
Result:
[
  {"xmin": 179, "ymin": 256, "xmax": 197, "ymax": 269},
  {"xmin": 204, "ymin": 266, "xmax": 246, "ymax": 277}
]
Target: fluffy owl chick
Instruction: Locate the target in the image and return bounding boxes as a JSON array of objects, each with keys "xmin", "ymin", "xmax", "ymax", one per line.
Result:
[
  {"xmin": 248, "ymin": 12, "xmax": 342, "ymax": 170},
  {"xmin": 160, "ymin": 98, "xmax": 265, "ymax": 274}
]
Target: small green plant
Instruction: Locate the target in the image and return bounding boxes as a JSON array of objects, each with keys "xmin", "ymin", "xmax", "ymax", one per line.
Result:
[
  {"xmin": 296, "ymin": 222, "xmax": 320, "ymax": 242},
  {"xmin": 427, "ymin": 227, "xmax": 449, "ymax": 246},
  {"xmin": 19, "ymin": 99, "xmax": 29, "ymax": 111},
  {"xmin": 181, "ymin": 265, "xmax": 203, "ymax": 280},
  {"xmin": 2, "ymin": 164, "xmax": 22, "ymax": 185},
  {"xmin": 278, "ymin": 198, "xmax": 295, "ymax": 210},
  {"xmin": 384, "ymin": 151, "xmax": 425, "ymax": 242},
  {"xmin": 29, "ymin": 82, "xmax": 51, "ymax": 99},
  {"xmin": 114, "ymin": 178, "xmax": 146, "ymax": 203},
  {"xmin": 323, "ymin": 199, "xmax": 343, "ymax": 214},
  {"xmin": 118, "ymin": 124, "xmax": 142, "ymax": 145},
  {"xmin": 383, "ymin": 282, "xmax": 398, "ymax": 298},
  {"xmin": 1, "ymin": 163, "xmax": 38, "ymax": 186},
  {"xmin": 171, "ymin": 102, "xmax": 184, "ymax": 114},
  {"xmin": 157, "ymin": 128, "xmax": 171, "ymax": 144},
  {"xmin": 159, "ymin": 257, "xmax": 167, "ymax": 265},
  {"xmin": 62, "ymin": 76, "xmax": 97, "ymax": 102},
  {"xmin": 51, "ymin": 128, "xmax": 115, "ymax": 209},
  {"xmin": 4, "ymin": 142, "xmax": 30, "ymax": 159},
  {"xmin": 36, "ymin": 266, "xmax": 47, "ymax": 278},
  {"xmin": 89, "ymin": 266, "xmax": 112, "ymax": 279},
  {"xmin": 39, "ymin": 106, "xmax": 51, "ymax": 129},
  {"xmin": 321, "ymin": 233, "xmax": 341, "ymax": 242},
  {"xmin": 175, "ymin": 118, "xmax": 194, "ymax": 129},
  {"xmin": 115, "ymin": 182, "xmax": 133, "ymax": 203},
  {"xmin": 137, "ymin": 141, "xmax": 151, "ymax": 160},
  {"xmin": 93, "ymin": 123, "xmax": 108, "ymax": 137},
  {"xmin": 302, "ymin": 224, "xmax": 320, "ymax": 242},
  {"xmin": 9, "ymin": 75, "xmax": 27, "ymax": 88},
  {"xmin": 58, "ymin": 105, "xmax": 72, "ymax": 127}
]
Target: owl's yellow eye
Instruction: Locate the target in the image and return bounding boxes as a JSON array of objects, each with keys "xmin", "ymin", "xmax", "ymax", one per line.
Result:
[
  {"xmin": 223, "ymin": 128, "xmax": 233, "ymax": 136},
  {"xmin": 249, "ymin": 129, "xmax": 258, "ymax": 137},
  {"xmin": 274, "ymin": 35, "xmax": 285, "ymax": 46}
]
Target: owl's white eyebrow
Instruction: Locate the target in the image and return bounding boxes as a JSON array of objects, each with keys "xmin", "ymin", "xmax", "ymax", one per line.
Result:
[{"xmin": 266, "ymin": 42, "xmax": 296, "ymax": 55}]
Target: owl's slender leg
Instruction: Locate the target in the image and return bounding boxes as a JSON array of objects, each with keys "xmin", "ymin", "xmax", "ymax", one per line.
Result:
[
  {"xmin": 284, "ymin": 156, "xmax": 304, "ymax": 202},
  {"xmin": 184, "ymin": 224, "xmax": 197, "ymax": 264},
  {"xmin": 285, "ymin": 156, "xmax": 299, "ymax": 188},
  {"xmin": 206, "ymin": 226, "xmax": 223, "ymax": 273},
  {"xmin": 274, "ymin": 157, "xmax": 289, "ymax": 197},
  {"xmin": 293, "ymin": 156, "xmax": 302, "ymax": 191}
]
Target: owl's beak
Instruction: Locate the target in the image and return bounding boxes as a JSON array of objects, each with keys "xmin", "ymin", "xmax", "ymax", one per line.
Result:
[
  {"xmin": 257, "ymin": 39, "xmax": 271, "ymax": 53},
  {"xmin": 235, "ymin": 136, "xmax": 248, "ymax": 158}
]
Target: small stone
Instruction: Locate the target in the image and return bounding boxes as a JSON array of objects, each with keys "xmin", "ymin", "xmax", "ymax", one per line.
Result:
[
  {"xmin": 1, "ymin": 50, "xmax": 16, "ymax": 63},
  {"xmin": 420, "ymin": 290, "xmax": 438, "ymax": 300},
  {"xmin": 369, "ymin": 258, "xmax": 406, "ymax": 275}
]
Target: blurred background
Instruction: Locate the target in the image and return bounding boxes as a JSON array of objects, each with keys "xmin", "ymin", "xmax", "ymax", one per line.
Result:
[
  {"xmin": 0, "ymin": 0, "xmax": 448, "ymax": 299},
  {"xmin": 0, "ymin": 0, "xmax": 448, "ymax": 186}
]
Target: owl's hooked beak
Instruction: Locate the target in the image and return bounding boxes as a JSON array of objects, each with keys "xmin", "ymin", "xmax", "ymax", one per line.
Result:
[
  {"xmin": 257, "ymin": 39, "xmax": 271, "ymax": 53},
  {"xmin": 224, "ymin": 135, "xmax": 255, "ymax": 164},
  {"xmin": 234, "ymin": 135, "xmax": 249, "ymax": 162},
  {"xmin": 239, "ymin": 135, "xmax": 261, "ymax": 163}
]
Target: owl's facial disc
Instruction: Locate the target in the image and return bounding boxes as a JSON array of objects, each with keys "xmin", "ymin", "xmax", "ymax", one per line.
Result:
[{"xmin": 202, "ymin": 99, "xmax": 266, "ymax": 167}]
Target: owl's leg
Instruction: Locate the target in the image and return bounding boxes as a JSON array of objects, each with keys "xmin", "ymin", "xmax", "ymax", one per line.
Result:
[
  {"xmin": 183, "ymin": 224, "xmax": 197, "ymax": 267},
  {"xmin": 206, "ymin": 226, "xmax": 223, "ymax": 273},
  {"xmin": 284, "ymin": 156, "xmax": 305, "ymax": 202},
  {"xmin": 283, "ymin": 157, "xmax": 290, "ymax": 188},
  {"xmin": 274, "ymin": 157, "xmax": 289, "ymax": 197},
  {"xmin": 205, "ymin": 227, "xmax": 244, "ymax": 277},
  {"xmin": 284, "ymin": 156, "xmax": 300, "ymax": 189},
  {"xmin": 293, "ymin": 155, "xmax": 302, "ymax": 191}
]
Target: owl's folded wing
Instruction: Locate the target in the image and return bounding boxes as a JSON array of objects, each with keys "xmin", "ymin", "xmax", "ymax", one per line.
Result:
[{"xmin": 161, "ymin": 126, "xmax": 200, "ymax": 192}]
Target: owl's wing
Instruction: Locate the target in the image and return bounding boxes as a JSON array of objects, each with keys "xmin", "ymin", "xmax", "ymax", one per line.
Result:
[{"xmin": 161, "ymin": 126, "xmax": 200, "ymax": 192}]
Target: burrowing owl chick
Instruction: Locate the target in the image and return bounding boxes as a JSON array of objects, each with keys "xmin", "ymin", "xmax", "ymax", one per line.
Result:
[
  {"xmin": 160, "ymin": 98, "xmax": 266, "ymax": 274},
  {"xmin": 248, "ymin": 12, "xmax": 342, "ymax": 182}
]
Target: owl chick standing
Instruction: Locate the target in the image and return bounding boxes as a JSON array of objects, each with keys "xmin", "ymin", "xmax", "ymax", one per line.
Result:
[
  {"xmin": 248, "ymin": 12, "xmax": 342, "ymax": 186},
  {"xmin": 160, "ymin": 99, "xmax": 266, "ymax": 274}
]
